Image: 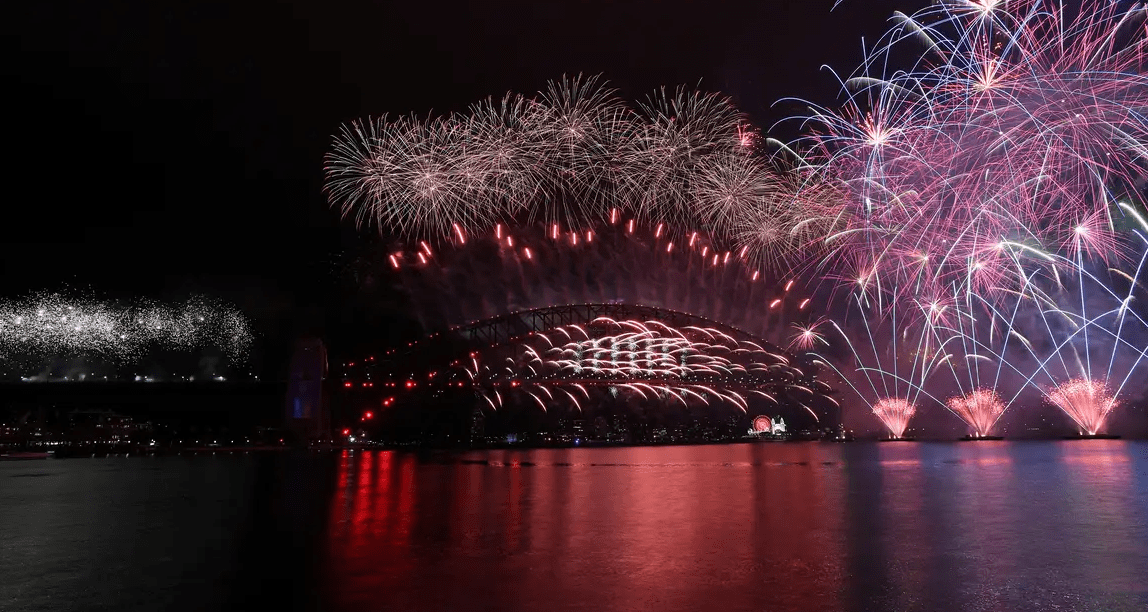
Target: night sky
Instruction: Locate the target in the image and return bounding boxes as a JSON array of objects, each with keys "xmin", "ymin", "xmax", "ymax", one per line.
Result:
[{"xmin": 3, "ymin": 0, "xmax": 922, "ymax": 365}]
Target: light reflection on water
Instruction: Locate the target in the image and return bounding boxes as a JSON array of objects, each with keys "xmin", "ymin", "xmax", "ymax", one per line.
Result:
[
  {"xmin": 323, "ymin": 441, "xmax": 1147, "ymax": 612},
  {"xmin": 1, "ymin": 441, "xmax": 1146, "ymax": 611}
]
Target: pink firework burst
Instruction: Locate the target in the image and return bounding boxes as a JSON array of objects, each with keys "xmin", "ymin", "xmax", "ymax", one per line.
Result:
[
  {"xmin": 788, "ymin": 317, "xmax": 829, "ymax": 352},
  {"xmin": 872, "ymin": 398, "xmax": 917, "ymax": 439},
  {"xmin": 1046, "ymin": 378, "xmax": 1119, "ymax": 436},
  {"xmin": 946, "ymin": 389, "xmax": 1007, "ymax": 437},
  {"xmin": 789, "ymin": 0, "xmax": 1146, "ymax": 299}
]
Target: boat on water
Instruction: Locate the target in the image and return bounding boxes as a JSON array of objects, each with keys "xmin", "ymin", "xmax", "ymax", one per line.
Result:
[
  {"xmin": 878, "ymin": 437, "xmax": 918, "ymax": 442},
  {"xmin": 959, "ymin": 435, "xmax": 1004, "ymax": 441},
  {"xmin": 1062, "ymin": 433, "xmax": 1121, "ymax": 440},
  {"xmin": 0, "ymin": 451, "xmax": 52, "ymax": 460}
]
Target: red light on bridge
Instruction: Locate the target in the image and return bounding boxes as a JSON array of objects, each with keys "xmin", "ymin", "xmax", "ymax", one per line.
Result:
[{"xmin": 343, "ymin": 382, "xmax": 352, "ymax": 388}]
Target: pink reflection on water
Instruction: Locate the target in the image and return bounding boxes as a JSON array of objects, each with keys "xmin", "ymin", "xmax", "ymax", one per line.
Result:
[
  {"xmin": 322, "ymin": 444, "xmax": 848, "ymax": 610},
  {"xmin": 1057, "ymin": 441, "xmax": 1143, "ymax": 596}
]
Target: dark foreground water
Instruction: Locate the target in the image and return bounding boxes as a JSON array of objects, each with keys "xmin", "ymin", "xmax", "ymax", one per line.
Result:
[{"xmin": 2, "ymin": 442, "xmax": 1147, "ymax": 612}]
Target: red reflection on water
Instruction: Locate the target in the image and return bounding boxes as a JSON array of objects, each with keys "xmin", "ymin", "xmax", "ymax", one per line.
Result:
[
  {"xmin": 326, "ymin": 451, "xmax": 411, "ymax": 609},
  {"xmin": 349, "ymin": 450, "xmax": 374, "ymax": 541},
  {"xmin": 323, "ymin": 445, "xmax": 849, "ymax": 611}
]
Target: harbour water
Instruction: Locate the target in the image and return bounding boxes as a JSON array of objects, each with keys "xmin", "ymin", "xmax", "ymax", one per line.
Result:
[{"xmin": 2, "ymin": 441, "xmax": 1147, "ymax": 611}]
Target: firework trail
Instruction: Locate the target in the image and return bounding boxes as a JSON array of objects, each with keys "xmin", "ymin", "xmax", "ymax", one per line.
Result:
[
  {"xmin": 809, "ymin": 285, "xmax": 952, "ymax": 434},
  {"xmin": 941, "ymin": 222, "xmax": 1148, "ymax": 434},
  {"xmin": 1046, "ymin": 378, "xmax": 1119, "ymax": 435},
  {"xmin": 946, "ymin": 388, "xmax": 1007, "ymax": 437},
  {"xmin": 787, "ymin": 0, "xmax": 1148, "ymax": 300}
]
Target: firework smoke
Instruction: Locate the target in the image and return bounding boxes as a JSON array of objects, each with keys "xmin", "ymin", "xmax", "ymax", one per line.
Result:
[{"xmin": 348, "ymin": 217, "xmax": 824, "ymax": 347}]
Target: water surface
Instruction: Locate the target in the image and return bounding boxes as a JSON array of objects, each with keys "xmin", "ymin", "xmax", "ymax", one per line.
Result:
[{"xmin": 2, "ymin": 441, "xmax": 1147, "ymax": 611}]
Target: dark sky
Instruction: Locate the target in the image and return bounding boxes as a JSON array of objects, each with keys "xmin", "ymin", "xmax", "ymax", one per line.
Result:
[{"xmin": 2, "ymin": 0, "xmax": 920, "ymax": 352}]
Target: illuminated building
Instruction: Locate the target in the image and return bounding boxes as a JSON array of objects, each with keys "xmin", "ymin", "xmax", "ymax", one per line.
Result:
[{"xmin": 284, "ymin": 337, "xmax": 329, "ymax": 442}]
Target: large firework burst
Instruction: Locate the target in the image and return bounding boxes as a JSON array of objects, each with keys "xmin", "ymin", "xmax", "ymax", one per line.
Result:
[
  {"xmin": 325, "ymin": 74, "xmax": 828, "ymax": 267},
  {"xmin": 789, "ymin": 0, "xmax": 1148, "ymax": 299}
]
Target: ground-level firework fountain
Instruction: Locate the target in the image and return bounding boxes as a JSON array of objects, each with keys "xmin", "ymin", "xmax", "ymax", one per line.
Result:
[
  {"xmin": 872, "ymin": 398, "xmax": 916, "ymax": 439},
  {"xmin": 947, "ymin": 389, "xmax": 1007, "ymax": 439},
  {"xmin": 1047, "ymin": 379, "xmax": 1119, "ymax": 437}
]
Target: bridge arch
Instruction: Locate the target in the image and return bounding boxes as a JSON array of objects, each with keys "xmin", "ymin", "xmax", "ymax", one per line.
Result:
[{"xmin": 345, "ymin": 304, "xmax": 835, "ymax": 415}]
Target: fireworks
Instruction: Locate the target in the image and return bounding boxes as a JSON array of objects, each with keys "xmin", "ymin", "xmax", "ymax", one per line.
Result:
[
  {"xmin": 464, "ymin": 317, "xmax": 827, "ymax": 418},
  {"xmin": 788, "ymin": 318, "xmax": 829, "ymax": 352},
  {"xmin": 325, "ymin": 75, "xmax": 827, "ymax": 266},
  {"xmin": 0, "ymin": 292, "xmax": 254, "ymax": 372},
  {"xmin": 946, "ymin": 389, "xmax": 1007, "ymax": 437},
  {"xmin": 871, "ymin": 398, "xmax": 917, "ymax": 439},
  {"xmin": 1047, "ymin": 379, "xmax": 1119, "ymax": 436},
  {"xmin": 327, "ymin": 1, "xmax": 1148, "ymax": 437},
  {"xmin": 790, "ymin": 0, "xmax": 1148, "ymax": 298}
]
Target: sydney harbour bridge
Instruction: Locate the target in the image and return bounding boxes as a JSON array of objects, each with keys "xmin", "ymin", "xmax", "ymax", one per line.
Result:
[{"xmin": 335, "ymin": 303, "xmax": 839, "ymax": 438}]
